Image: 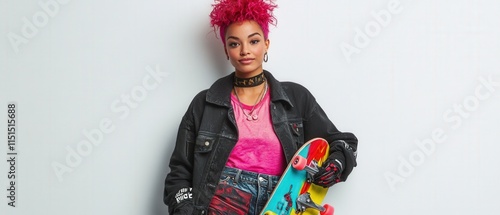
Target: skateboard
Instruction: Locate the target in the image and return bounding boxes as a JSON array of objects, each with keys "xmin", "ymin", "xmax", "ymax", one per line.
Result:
[{"xmin": 260, "ymin": 138, "xmax": 334, "ymax": 215}]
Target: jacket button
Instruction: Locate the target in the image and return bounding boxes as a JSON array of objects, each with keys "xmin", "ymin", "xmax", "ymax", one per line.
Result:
[
  {"xmin": 201, "ymin": 210, "xmax": 206, "ymax": 215},
  {"xmin": 204, "ymin": 141, "xmax": 210, "ymax": 146}
]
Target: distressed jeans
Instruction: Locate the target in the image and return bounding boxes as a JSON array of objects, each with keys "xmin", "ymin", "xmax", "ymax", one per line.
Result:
[{"xmin": 208, "ymin": 166, "xmax": 280, "ymax": 215}]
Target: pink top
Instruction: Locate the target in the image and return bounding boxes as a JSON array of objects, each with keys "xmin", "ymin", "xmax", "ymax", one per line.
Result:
[{"xmin": 227, "ymin": 88, "xmax": 286, "ymax": 176}]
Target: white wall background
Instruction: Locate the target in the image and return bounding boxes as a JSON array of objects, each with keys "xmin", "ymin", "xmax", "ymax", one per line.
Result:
[{"xmin": 1, "ymin": 0, "xmax": 499, "ymax": 214}]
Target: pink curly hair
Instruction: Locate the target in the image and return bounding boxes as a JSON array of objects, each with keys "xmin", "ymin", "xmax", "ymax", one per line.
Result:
[{"xmin": 209, "ymin": 0, "xmax": 278, "ymax": 46}]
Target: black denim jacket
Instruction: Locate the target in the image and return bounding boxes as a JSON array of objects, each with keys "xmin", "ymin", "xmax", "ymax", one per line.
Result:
[{"xmin": 164, "ymin": 71, "xmax": 358, "ymax": 215}]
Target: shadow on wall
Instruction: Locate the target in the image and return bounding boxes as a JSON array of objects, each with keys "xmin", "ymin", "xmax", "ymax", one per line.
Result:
[
  {"xmin": 148, "ymin": 23, "xmax": 228, "ymax": 215},
  {"xmin": 205, "ymin": 26, "xmax": 232, "ymax": 77},
  {"xmin": 149, "ymin": 132, "xmax": 176, "ymax": 215}
]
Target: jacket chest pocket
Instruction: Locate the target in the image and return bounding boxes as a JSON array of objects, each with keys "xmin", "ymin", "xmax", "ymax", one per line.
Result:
[
  {"xmin": 289, "ymin": 121, "xmax": 304, "ymax": 147},
  {"xmin": 194, "ymin": 134, "xmax": 215, "ymax": 153},
  {"xmin": 192, "ymin": 134, "xmax": 217, "ymax": 190}
]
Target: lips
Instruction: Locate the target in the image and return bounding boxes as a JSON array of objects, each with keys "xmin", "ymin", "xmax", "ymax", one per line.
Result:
[{"xmin": 238, "ymin": 58, "xmax": 254, "ymax": 65}]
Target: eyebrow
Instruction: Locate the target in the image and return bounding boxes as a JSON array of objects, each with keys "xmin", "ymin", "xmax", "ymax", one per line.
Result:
[{"xmin": 226, "ymin": 32, "xmax": 262, "ymax": 41}]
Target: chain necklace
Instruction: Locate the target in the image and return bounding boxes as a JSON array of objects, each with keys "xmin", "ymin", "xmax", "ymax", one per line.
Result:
[{"xmin": 233, "ymin": 81, "xmax": 268, "ymax": 121}]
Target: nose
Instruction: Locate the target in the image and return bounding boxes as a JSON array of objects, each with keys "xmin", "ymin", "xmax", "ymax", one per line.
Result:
[
  {"xmin": 240, "ymin": 50, "xmax": 249, "ymax": 56},
  {"xmin": 240, "ymin": 44, "xmax": 249, "ymax": 56}
]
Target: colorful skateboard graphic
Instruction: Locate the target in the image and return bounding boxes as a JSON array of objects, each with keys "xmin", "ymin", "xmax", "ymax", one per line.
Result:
[{"xmin": 261, "ymin": 138, "xmax": 334, "ymax": 215}]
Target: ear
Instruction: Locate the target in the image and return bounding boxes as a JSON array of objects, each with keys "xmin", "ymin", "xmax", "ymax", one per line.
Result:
[{"xmin": 265, "ymin": 39, "xmax": 270, "ymax": 52}]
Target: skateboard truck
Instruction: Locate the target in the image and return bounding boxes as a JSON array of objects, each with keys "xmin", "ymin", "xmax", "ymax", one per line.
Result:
[
  {"xmin": 295, "ymin": 192, "xmax": 324, "ymax": 213},
  {"xmin": 292, "ymin": 157, "xmax": 319, "ymax": 183},
  {"xmin": 305, "ymin": 160, "xmax": 320, "ymax": 183}
]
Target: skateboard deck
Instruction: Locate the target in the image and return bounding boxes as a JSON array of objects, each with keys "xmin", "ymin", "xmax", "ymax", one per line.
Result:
[{"xmin": 260, "ymin": 138, "xmax": 333, "ymax": 215}]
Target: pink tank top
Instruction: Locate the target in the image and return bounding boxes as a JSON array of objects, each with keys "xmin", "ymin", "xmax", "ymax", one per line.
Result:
[{"xmin": 227, "ymin": 88, "xmax": 286, "ymax": 176}]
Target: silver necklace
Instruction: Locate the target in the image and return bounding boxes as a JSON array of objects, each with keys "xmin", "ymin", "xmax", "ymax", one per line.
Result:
[{"xmin": 233, "ymin": 82, "xmax": 268, "ymax": 121}]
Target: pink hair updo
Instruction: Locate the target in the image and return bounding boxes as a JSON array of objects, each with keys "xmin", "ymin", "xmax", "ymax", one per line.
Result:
[{"xmin": 209, "ymin": 0, "xmax": 278, "ymax": 46}]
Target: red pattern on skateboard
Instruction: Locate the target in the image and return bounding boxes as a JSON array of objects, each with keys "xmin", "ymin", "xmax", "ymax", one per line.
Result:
[{"xmin": 299, "ymin": 142, "xmax": 328, "ymax": 194}]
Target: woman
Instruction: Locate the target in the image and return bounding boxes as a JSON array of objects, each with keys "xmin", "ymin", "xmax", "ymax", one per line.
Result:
[{"xmin": 164, "ymin": 0, "xmax": 358, "ymax": 214}]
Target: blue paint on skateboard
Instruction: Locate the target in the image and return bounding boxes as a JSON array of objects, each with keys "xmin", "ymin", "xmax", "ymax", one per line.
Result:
[{"xmin": 261, "ymin": 144, "xmax": 310, "ymax": 215}]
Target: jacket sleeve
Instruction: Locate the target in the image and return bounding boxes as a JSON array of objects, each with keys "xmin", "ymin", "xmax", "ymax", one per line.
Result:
[
  {"xmin": 164, "ymin": 102, "xmax": 198, "ymax": 214},
  {"xmin": 302, "ymin": 90, "xmax": 358, "ymax": 182}
]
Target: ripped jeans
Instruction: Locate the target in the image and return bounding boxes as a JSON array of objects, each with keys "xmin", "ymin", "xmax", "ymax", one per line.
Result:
[{"xmin": 208, "ymin": 166, "xmax": 280, "ymax": 215}]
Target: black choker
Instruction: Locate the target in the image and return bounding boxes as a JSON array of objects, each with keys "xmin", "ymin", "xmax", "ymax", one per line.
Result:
[{"xmin": 234, "ymin": 73, "xmax": 266, "ymax": 87}]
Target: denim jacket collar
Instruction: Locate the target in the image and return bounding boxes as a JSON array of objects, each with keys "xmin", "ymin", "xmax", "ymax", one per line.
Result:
[{"xmin": 206, "ymin": 70, "xmax": 293, "ymax": 108}]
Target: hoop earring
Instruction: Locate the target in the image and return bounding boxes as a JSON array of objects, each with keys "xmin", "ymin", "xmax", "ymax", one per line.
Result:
[{"xmin": 264, "ymin": 52, "xmax": 268, "ymax": 62}]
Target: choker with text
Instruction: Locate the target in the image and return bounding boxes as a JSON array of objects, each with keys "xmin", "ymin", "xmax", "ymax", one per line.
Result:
[{"xmin": 233, "ymin": 73, "xmax": 266, "ymax": 87}]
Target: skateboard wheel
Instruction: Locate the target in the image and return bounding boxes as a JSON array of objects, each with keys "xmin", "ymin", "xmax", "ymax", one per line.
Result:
[
  {"xmin": 320, "ymin": 204, "xmax": 334, "ymax": 215},
  {"xmin": 263, "ymin": 211, "xmax": 277, "ymax": 215},
  {"xmin": 292, "ymin": 155, "xmax": 307, "ymax": 170}
]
